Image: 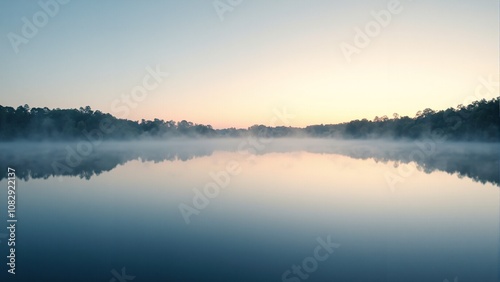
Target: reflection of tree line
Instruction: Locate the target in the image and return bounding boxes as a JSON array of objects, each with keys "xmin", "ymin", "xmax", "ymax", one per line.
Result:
[
  {"xmin": 0, "ymin": 143, "xmax": 215, "ymax": 181},
  {"xmin": 302, "ymin": 142, "xmax": 500, "ymax": 186},
  {"xmin": 0, "ymin": 141, "xmax": 498, "ymax": 186}
]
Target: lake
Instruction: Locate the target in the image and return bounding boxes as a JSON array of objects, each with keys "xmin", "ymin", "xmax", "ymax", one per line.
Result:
[{"xmin": 0, "ymin": 139, "xmax": 498, "ymax": 282}]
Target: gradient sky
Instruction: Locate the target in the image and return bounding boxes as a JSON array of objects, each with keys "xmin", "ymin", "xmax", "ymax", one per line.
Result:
[{"xmin": 0, "ymin": 0, "xmax": 498, "ymax": 128}]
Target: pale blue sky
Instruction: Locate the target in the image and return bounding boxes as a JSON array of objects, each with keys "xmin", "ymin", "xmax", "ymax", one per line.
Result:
[{"xmin": 0, "ymin": 0, "xmax": 498, "ymax": 128}]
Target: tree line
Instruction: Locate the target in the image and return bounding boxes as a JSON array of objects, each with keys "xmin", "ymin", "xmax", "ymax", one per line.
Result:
[{"xmin": 0, "ymin": 98, "xmax": 498, "ymax": 141}]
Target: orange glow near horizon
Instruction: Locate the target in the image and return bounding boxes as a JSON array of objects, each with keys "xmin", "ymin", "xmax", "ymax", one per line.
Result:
[{"xmin": 1, "ymin": 1, "xmax": 498, "ymax": 128}]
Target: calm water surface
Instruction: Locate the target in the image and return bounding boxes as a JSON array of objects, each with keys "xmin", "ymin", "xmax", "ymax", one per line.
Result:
[{"xmin": 0, "ymin": 139, "xmax": 498, "ymax": 282}]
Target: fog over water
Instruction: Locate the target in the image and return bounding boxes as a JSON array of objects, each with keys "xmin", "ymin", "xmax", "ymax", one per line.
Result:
[
  {"xmin": 0, "ymin": 139, "xmax": 498, "ymax": 186},
  {"xmin": 0, "ymin": 138, "xmax": 498, "ymax": 282}
]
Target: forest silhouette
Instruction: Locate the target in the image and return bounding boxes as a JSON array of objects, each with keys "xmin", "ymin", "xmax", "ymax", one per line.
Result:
[{"xmin": 0, "ymin": 98, "xmax": 498, "ymax": 141}]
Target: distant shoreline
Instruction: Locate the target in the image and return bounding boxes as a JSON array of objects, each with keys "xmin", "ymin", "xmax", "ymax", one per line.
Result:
[{"xmin": 1, "ymin": 98, "xmax": 498, "ymax": 142}]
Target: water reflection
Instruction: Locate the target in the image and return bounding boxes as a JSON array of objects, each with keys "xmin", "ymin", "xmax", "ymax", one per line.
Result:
[{"xmin": 0, "ymin": 139, "xmax": 498, "ymax": 186}]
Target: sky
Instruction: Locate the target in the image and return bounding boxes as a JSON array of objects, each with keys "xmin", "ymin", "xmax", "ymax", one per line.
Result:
[{"xmin": 0, "ymin": 0, "xmax": 498, "ymax": 129}]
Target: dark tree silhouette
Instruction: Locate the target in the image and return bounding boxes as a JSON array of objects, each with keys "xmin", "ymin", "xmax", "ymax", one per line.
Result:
[{"xmin": 0, "ymin": 98, "xmax": 498, "ymax": 141}]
